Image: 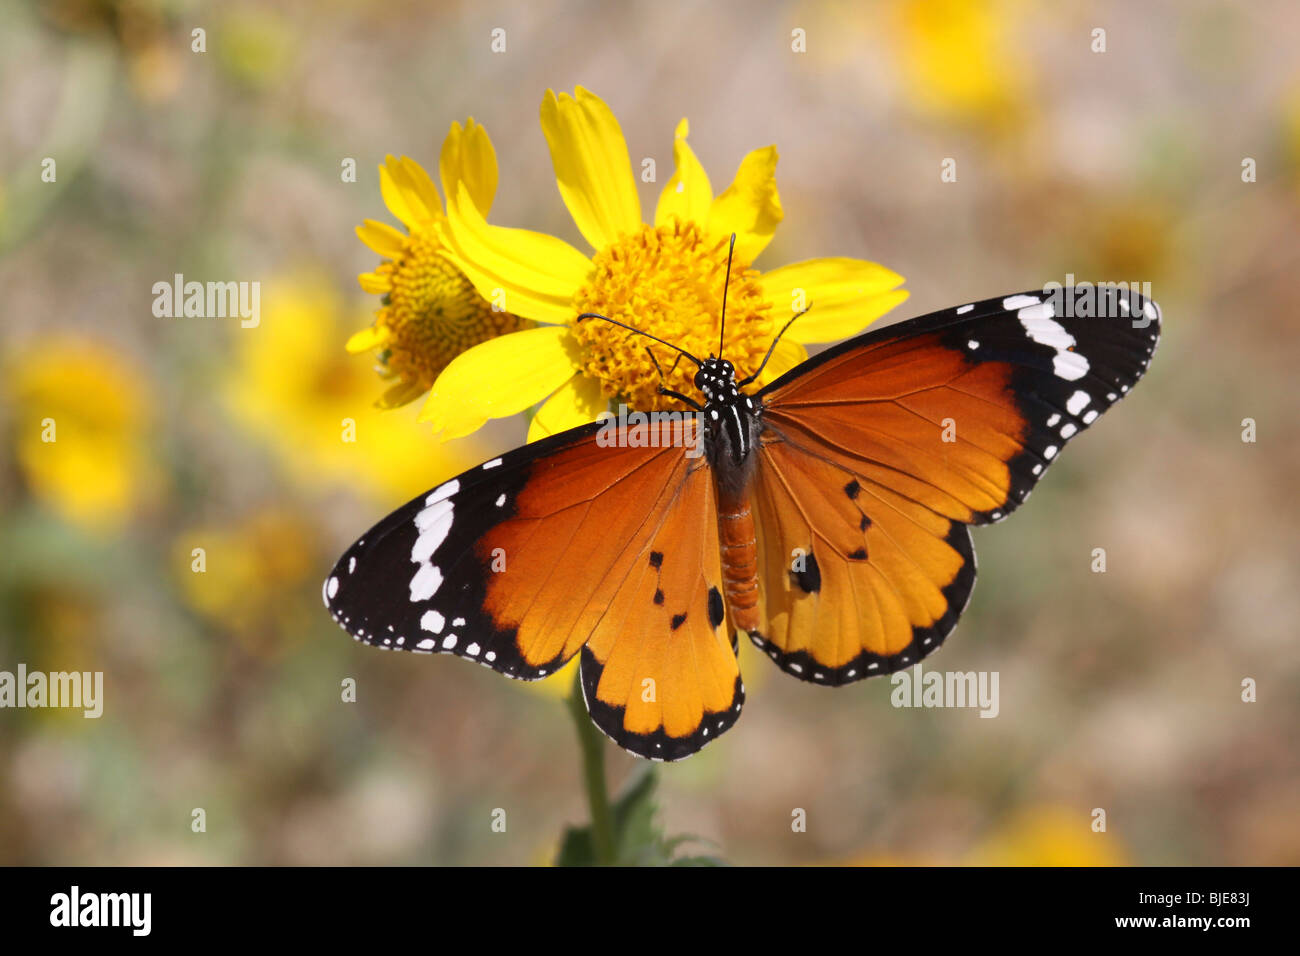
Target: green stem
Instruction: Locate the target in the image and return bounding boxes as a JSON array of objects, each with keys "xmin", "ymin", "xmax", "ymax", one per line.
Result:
[{"xmin": 567, "ymin": 668, "xmax": 615, "ymax": 865}]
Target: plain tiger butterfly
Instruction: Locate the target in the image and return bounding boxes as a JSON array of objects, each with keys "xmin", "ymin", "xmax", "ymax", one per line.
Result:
[{"xmin": 324, "ymin": 246, "xmax": 1160, "ymax": 761}]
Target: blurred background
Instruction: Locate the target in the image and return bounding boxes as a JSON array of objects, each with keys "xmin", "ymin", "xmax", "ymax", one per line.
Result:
[{"xmin": 1, "ymin": 0, "xmax": 1297, "ymax": 865}]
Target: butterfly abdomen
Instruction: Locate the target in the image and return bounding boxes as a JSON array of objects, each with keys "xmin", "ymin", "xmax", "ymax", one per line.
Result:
[{"xmin": 717, "ymin": 487, "xmax": 760, "ymax": 633}]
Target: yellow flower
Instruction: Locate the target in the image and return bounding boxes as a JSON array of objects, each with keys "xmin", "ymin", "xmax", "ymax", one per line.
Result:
[
  {"xmin": 348, "ymin": 123, "xmax": 532, "ymax": 409},
  {"xmin": 967, "ymin": 806, "xmax": 1128, "ymax": 866},
  {"xmin": 225, "ymin": 270, "xmax": 490, "ymax": 505},
  {"xmin": 175, "ymin": 508, "xmax": 319, "ymax": 655},
  {"xmin": 890, "ymin": 0, "xmax": 1028, "ymax": 128},
  {"xmin": 5, "ymin": 339, "xmax": 159, "ymax": 536},
  {"xmin": 422, "ymin": 87, "xmax": 909, "ymax": 442}
]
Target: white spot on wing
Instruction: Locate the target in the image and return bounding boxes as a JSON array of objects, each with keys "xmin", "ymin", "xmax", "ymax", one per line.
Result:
[
  {"xmin": 1016, "ymin": 302, "xmax": 1091, "ymax": 382},
  {"xmin": 956, "ymin": 304, "xmax": 974, "ymax": 314},
  {"xmin": 1043, "ymin": 445, "xmax": 1058, "ymax": 460},
  {"xmin": 326, "ymin": 576, "xmax": 339, "ymax": 600},
  {"xmin": 420, "ymin": 610, "xmax": 445, "ymax": 633},
  {"xmin": 1053, "ymin": 351, "xmax": 1090, "ymax": 381},
  {"xmin": 1060, "ymin": 423, "xmax": 1078, "ymax": 439},
  {"xmin": 1082, "ymin": 409, "xmax": 1099, "ymax": 424},
  {"xmin": 409, "ymin": 562, "xmax": 443, "ymax": 601},
  {"xmin": 1065, "ymin": 390, "xmax": 1091, "ymax": 415},
  {"xmin": 425, "ymin": 479, "xmax": 459, "ymax": 506},
  {"xmin": 1004, "ymin": 294, "xmax": 1041, "ymax": 310},
  {"xmin": 482, "ymin": 458, "xmax": 503, "ymax": 470},
  {"xmin": 442, "ymin": 634, "xmax": 458, "ymax": 649}
]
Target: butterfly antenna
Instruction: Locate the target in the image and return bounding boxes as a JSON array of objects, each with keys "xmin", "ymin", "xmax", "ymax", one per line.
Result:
[
  {"xmin": 576, "ymin": 312, "xmax": 703, "ymax": 368},
  {"xmin": 737, "ymin": 301, "xmax": 813, "ymax": 387},
  {"xmin": 718, "ymin": 233, "xmax": 737, "ymax": 360}
]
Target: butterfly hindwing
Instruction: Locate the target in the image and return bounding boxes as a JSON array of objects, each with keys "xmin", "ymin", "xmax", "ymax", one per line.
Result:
[
  {"xmin": 579, "ymin": 455, "xmax": 742, "ymax": 761},
  {"xmin": 746, "ymin": 287, "xmax": 1160, "ymax": 682}
]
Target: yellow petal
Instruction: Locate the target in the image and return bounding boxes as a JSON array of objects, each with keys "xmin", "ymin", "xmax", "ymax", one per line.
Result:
[
  {"xmin": 654, "ymin": 118, "xmax": 713, "ymax": 228},
  {"xmin": 392, "ymin": 155, "xmax": 444, "ymax": 220},
  {"xmin": 356, "ymin": 219, "xmax": 406, "ymax": 259},
  {"xmin": 754, "ymin": 337, "xmax": 808, "ymax": 389},
  {"xmin": 357, "ymin": 271, "xmax": 392, "ymax": 294},
  {"xmin": 759, "ymin": 258, "xmax": 908, "ymax": 342},
  {"xmin": 440, "ymin": 118, "xmax": 498, "ymax": 218},
  {"xmin": 527, "ymin": 373, "xmax": 608, "ymax": 442},
  {"xmin": 418, "ymin": 326, "xmax": 579, "ymax": 439},
  {"xmin": 379, "ymin": 155, "xmax": 442, "ymax": 229},
  {"xmin": 439, "ymin": 181, "xmax": 591, "ymax": 325},
  {"xmin": 709, "ymin": 145, "xmax": 783, "ymax": 263},
  {"xmin": 379, "ymin": 159, "xmax": 421, "ymax": 229},
  {"xmin": 345, "ymin": 325, "xmax": 391, "ymax": 354},
  {"xmin": 540, "ymin": 87, "xmax": 642, "ymax": 251}
]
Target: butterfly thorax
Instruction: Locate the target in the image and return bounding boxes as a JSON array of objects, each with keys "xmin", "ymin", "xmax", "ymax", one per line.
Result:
[
  {"xmin": 696, "ymin": 359, "xmax": 762, "ymax": 493},
  {"xmin": 695, "ymin": 358, "xmax": 763, "ymax": 633}
]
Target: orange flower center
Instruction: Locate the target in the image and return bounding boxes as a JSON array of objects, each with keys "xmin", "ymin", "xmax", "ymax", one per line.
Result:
[{"xmin": 571, "ymin": 220, "xmax": 772, "ymax": 411}]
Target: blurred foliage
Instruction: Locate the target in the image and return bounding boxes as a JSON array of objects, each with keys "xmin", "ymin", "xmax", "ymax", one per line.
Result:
[
  {"xmin": 556, "ymin": 769, "xmax": 724, "ymax": 867},
  {"xmin": 1, "ymin": 0, "xmax": 1297, "ymax": 866}
]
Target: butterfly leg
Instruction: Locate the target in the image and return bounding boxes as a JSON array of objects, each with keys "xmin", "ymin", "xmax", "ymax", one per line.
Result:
[{"xmin": 646, "ymin": 346, "xmax": 704, "ymax": 411}]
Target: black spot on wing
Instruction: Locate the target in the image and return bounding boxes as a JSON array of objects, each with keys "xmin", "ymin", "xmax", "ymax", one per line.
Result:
[
  {"xmin": 670, "ymin": 612, "xmax": 687, "ymax": 630},
  {"xmin": 793, "ymin": 549, "xmax": 821, "ymax": 594},
  {"xmin": 653, "ymin": 588, "xmax": 665, "ymax": 605},
  {"xmin": 648, "ymin": 551, "xmax": 664, "ymax": 569},
  {"xmin": 707, "ymin": 586, "xmax": 725, "ymax": 629}
]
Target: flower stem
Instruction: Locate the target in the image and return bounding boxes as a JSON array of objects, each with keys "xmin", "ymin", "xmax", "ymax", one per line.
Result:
[{"xmin": 567, "ymin": 667, "xmax": 615, "ymax": 865}]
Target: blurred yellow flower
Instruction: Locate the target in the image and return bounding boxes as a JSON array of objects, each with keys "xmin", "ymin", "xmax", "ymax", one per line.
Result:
[
  {"xmin": 890, "ymin": 0, "xmax": 1028, "ymax": 127},
  {"xmin": 348, "ymin": 125, "xmax": 531, "ymax": 409},
  {"xmin": 225, "ymin": 271, "xmax": 488, "ymax": 505},
  {"xmin": 175, "ymin": 509, "xmax": 318, "ymax": 652},
  {"xmin": 967, "ymin": 806, "xmax": 1128, "ymax": 866},
  {"xmin": 5, "ymin": 339, "xmax": 159, "ymax": 536},
  {"xmin": 423, "ymin": 86, "xmax": 909, "ymax": 442}
]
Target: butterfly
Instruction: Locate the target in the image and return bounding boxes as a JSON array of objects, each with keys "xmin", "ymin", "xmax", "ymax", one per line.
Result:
[{"xmin": 324, "ymin": 262, "xmax": 1160, "ymax": 762}]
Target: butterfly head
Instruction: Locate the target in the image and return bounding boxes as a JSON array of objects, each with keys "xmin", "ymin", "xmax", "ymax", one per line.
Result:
[{"xmin": 694, "ymin": 358, "xmax": 739, "ymax": 403}]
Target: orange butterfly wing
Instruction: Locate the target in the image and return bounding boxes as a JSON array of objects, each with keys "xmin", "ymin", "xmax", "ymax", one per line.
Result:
[
  {"xmin": 326, "ymin": 418, "xmax": 739, "ymax": 760},
  {"xmin": 746, "ymin": 289, "xmax": 1160, "ymax": 682}
]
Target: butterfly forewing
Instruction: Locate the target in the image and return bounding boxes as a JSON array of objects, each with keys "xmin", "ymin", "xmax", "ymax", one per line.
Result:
[{"xmin": 325, "ymin": 416, "xmax": 741, "ymax": 760}]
